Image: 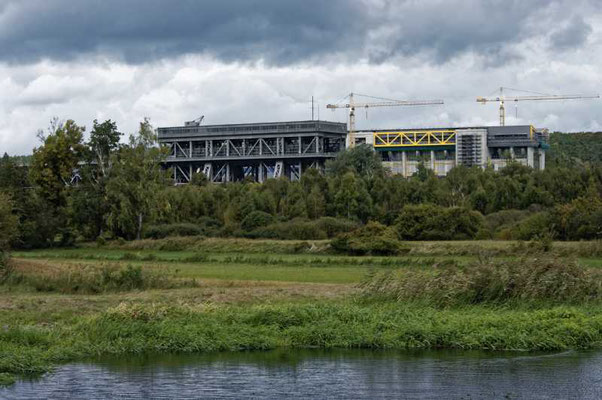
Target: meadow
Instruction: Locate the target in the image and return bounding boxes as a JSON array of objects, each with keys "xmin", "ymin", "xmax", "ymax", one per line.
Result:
[{"xmin": 2, "ymin": 238, "xmax": 602, "ymax": 386}]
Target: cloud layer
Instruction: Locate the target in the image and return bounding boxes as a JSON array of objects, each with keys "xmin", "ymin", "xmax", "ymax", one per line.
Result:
[{"xmin": 0, "ymin": 0, "xmax": 600, "ymax": 154}]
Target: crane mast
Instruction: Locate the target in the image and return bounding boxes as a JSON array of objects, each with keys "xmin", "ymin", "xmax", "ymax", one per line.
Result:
[
  {"xmin": 477, "ymin": 87, "xmax": 600, "ymax": 126},
  {"xmin": 326, "ymin": 93, "xmax": 444, "ymax": 148}
]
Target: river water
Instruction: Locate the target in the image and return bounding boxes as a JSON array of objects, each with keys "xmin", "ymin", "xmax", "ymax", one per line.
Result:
[{"xmin": 2, "ymin": 349, "xmax": 601, "ymax": 399}]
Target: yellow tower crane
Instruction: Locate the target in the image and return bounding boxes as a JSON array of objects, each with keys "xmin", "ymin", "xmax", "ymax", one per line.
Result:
[
  {"xmin": 326, "ymin": 93, "xmax": 444, "ymax": 148},
  {"xmin": 477, "ymin": 87, "xmax": 600, "ymax": 126}
]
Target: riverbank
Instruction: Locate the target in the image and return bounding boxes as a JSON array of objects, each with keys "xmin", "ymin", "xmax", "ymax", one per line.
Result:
[
  {"xmin": 2, "ymin": 239, "xmax": 602, "ymax": 385},
  {"xmin": 3, "ymin": 297, "xmax": 602, "ymax": 384}
]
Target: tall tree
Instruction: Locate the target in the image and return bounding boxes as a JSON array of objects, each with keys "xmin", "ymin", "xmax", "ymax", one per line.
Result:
[
  {"xmin": 106, "ymin": 119, "xmax": 167, "ymax": 240},
  {"xmin": 30, "ymin": 120, "xmax": 85, "ymax": 208},
  {"xmin": 27, "ymin": 120, "xmax": 85, "ymax": 245},
  {"xmin": 88, "ymin": 119, "xmax": 122, "ymax": 179},
  {"xmin": 72, "ymin": 120, "xmax": 123, "ymax": 238},
  {"xmin": 326, "ymin": 144, "xmax": 385, "ymax": 180},
  {"xmin": 334, "ymin": 172, "xmax": 373, "ymax": 221}
]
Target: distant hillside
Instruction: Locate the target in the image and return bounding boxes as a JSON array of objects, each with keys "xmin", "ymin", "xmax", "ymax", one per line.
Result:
[{"xmin": 547, "ymin": 131, "xmax": 602, "ymax": 164}]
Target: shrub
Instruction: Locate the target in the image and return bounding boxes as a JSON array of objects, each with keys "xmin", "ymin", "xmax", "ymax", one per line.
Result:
[
  {"xmin": 241, "ymin": 211, "xmax": 275, "ymax": 232},
  {"xmin": 331, "ymin": 221, "xmax": 407, "ymax": 256},
  {"xmin": 360, "ymin": 257, "xmax": 602, "ymax": 305},
  {"xmin": 95, "ymin": 236, "xmax": 107, "ymax": 247},
  {"xmin": 483, "ymin": 209, "xmax": 532, "ymax": 239},
  {"xmin": 313, "ymin": 217, "xmax": 359, "ymax": 238},
  {"xmin": 511, "ymin": 212, "xmax": 552, "ymax": 240},
  {"xmin": 246, "ymin": 219, "xmax": 328, "ymax": 240},
  {"xmin": 551, "ymin": 196, "xmax": 602, "ymax": 240},
  {"xmin": 144, "ymin": 223, "xmax": 205, "ymax": 239},
  {"xmin": 395, "ymin": 204, "xmax": 483, "ymax": 240}
]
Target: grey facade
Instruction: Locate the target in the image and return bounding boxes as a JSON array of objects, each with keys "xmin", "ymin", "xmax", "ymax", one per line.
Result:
[
  {"xmin": 354, "ymin": 124, "xmax": 548, "ymax": 177},
  {"xmin": 157, "ymin": 120, "xmax": 347, "ymax": 183}
]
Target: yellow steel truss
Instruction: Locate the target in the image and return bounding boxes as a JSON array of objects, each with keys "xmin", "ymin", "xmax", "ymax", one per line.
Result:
[{"xmin": 373, "ymin": 130, "xmax": 456, "ymax": 148}]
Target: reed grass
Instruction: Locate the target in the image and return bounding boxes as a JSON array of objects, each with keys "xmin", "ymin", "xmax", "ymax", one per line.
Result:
[{"xmin": 359, "ymin": 257, "xmax": 602, "ymax": 306}]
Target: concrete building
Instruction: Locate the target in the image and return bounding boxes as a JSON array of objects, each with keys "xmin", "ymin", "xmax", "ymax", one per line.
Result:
[
  {"xmin": 157, "ymin": 120, "xmax": 347, "ymax": 183},
  {"xmin": 158, "ymin": 119, "xmax": 547, "ymax": 183},
  {"xmin": 354, "ymin": 125, "xmax": 547, "ymax": 177}
]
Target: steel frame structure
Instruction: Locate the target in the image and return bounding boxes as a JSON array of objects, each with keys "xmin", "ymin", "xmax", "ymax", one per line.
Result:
[
  {"xmin": 158, "ymin": 120, "xmax": 346, "ymax": 183},
  {"xmin": 373, "ymin": 130, "xmax": 456, "ymax": 148}
]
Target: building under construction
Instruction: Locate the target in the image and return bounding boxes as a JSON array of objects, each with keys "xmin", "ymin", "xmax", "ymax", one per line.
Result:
[
  {"xmin": 354, "ymin": 125, "xmax": 548, "ymax": 177},
  {"xmin": 157, "ymin": 120, "xmax": 347, "ymax": 183},
  {"xmin": 159, "ymin": 119, "xmax": 547, "ymax": 182}
]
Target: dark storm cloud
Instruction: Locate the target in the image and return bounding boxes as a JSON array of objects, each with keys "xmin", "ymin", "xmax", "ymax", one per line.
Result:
[
  {"xmin": 549, "ymin": 16, "xmax": 593, "ymax": 50},
  {"xmin": 0, "ymin": 0, "xmax": 593, "ymax": 65},
  {"xmin": 0, "ymin": 0, "xmax": 366, "ymax": 64}
]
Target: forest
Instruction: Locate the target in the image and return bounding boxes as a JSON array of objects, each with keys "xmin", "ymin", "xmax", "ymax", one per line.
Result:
[{"xmin": 1, "ymin": 119, "xmax": 601, "ymax": 259}]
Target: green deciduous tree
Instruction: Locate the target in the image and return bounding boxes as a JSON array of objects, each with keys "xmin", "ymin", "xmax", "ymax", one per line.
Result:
[
  {"xmin": 72, "ymin": 120, "xmax": 123, "ymax": 238},
  {"xmin": 106, "ymin": 119, "xmax": 167, "ymax": 240},
  {"xmin": 30, "ymin": 120, "xmax": 85, "ymax": 207}
]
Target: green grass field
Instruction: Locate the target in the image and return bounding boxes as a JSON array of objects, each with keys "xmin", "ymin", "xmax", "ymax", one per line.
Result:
[
  {"xmin": 2, "ymin": 238, "xmax": 602, "ymax": 386},
  {"xmin": 12, "ymin": 240, "xmax": 602, "ymax": 284}
]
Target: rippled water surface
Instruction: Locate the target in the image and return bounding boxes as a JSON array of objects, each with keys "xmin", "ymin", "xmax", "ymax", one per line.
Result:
[{"xmin": 3, "ymin": 349, "xmax": 602, "ymax": 399}]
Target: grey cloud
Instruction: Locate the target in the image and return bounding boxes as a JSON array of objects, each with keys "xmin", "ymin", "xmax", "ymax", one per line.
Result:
[
  {"xmin": 0, "ymin": 0, "xmax": 364, "ymax": 65},
  {"xmin": 0, "ymin": 0, "xmax": 579, "ymax": 66},
  {"xmin": 549, "ymin": 16, "xmax": 592, "ymax": 50},
  {"xmin": 375, "ymin": 0, "xmax": 551, "ymax": 64}
]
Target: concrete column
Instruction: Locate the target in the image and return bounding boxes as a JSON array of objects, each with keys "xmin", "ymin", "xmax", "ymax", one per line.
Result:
[
  {"xmin": 298, "ymin": 136, "xmax": 302, "ymax": 154},
  {"xmin": 259, "ymin": 139, "xmax": 263, "ymax": 155},
  {"xmin": 540, "ymin": 149, "xmax": 546, "ymax": 170},
  {"xmin": 189, "ymin": 141, "xmax": 192, "ymax": 158},
  {"xmin": 225, "ymin": 163, "xmax": 230, "ymax": 182},
  {"xmin": 402, "ymin": 151, "xmax": 407, "ymax": 177},
  {"xmin": 527, "ymin": 147, "xmax": 535, "ymax": 168},
  {"xmin": 430, "ymin": 150, "xmax": 435, "ymax": 171},
  {"xmin": 315, "ymin": 136, "xmax": 319, "ymax": 153}
]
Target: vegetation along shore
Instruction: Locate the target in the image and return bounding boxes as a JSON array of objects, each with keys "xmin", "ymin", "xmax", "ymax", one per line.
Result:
[{"xmin": 1, "ymin": 122, "xmax": 601, "ymax": 386}]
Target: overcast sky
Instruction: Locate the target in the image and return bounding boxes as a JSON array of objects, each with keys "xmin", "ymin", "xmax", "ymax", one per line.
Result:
[{"xmin": 1, "ymin": 0, "xmax": 601, "ymax": 155}]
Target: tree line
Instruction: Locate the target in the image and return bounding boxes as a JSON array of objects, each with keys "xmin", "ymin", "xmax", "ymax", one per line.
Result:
[{"xmin": 0, "ymin": 120, "xmax": 601, "ymax": 254}]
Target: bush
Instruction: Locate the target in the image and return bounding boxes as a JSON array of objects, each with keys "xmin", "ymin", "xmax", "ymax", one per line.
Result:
[
  {"xmin": 144, "ymin": 223, "xmax": 205, "ymax": 239},
  {"xmin": 551, "ymin": 196, "xmax": 602, "ymax": 240},
  {"xmin": 241, "ymin": 211, "xmax": 275, "ymax": 232},
  {"xmin": 360, "ymin": 257, "xmax": 602, "ymax": 305},
  {"xmin": 511, "ymin": 212, "xmax": 552, "ymax": 240},
  {"xmin": 313, "ymin": 217, "xmax": 359, "ymax": 238},
  {"xmin": 482, "ymin": 209, "xmax": 532, "ymax": 239},
  {"xmin": 395, "ymin": 204, "xmax": 484, "ymax": 240},
  {"xmin": 331, "ymin": 222, "xmax": 407, "ymax": 256},
  {"xmin": 246, "ymin": 219, "xmax": 328, "ymax": 240}
]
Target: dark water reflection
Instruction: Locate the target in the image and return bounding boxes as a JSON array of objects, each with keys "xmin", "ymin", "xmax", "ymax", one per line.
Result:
[{"xmin": 3, "ymin": 349, "xmax": 602, "ymax": 399}]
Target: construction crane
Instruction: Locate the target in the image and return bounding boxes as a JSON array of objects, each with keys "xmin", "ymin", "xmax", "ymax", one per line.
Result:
[
  {"xmin": 326, "ymin": 93, "xmax": 444, "ymax": 147},
  {"xmin": 477, "ymin": 87, "xmax": 600, "ymax": 126},
  {"xmin": 185, "ymin": 115, "xmax": 205, "ymax": 127}
]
